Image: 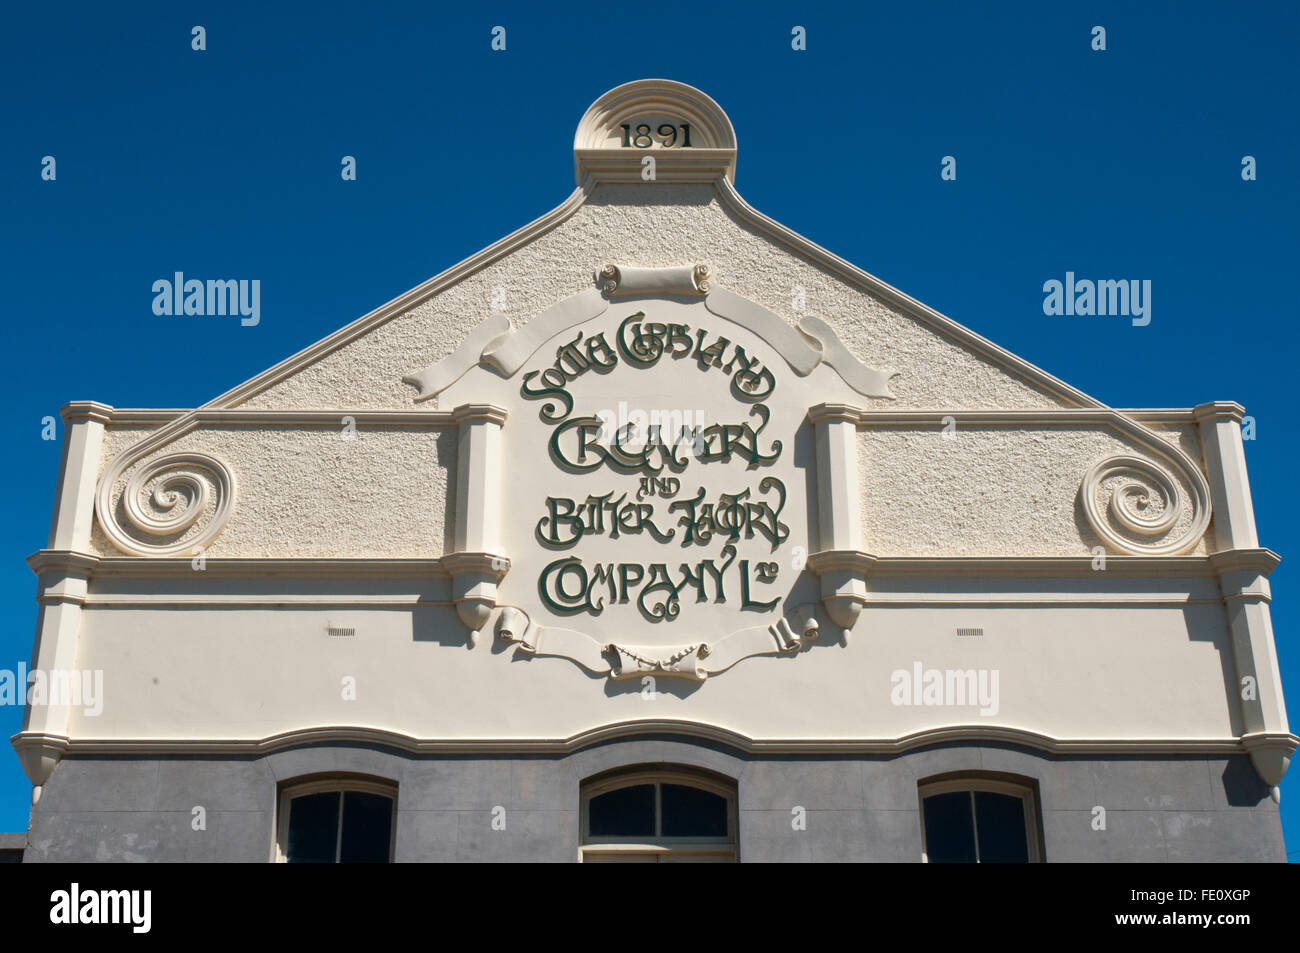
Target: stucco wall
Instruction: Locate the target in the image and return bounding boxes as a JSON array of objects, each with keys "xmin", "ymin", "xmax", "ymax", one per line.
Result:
[
  {"xmin": 63, "ymin": 570, "xmax": 1239, "ymax": 743},
  {"xmin": 90, "ymin": 424, "xmax": 456, "ymax": 558},
  {"xmin": 240, "ymin": 184, "xmax": 1071, "ymax": 412},
  {"xmin": 859, "ymin": 425, "xmax": 1210, "ymax": 556}
]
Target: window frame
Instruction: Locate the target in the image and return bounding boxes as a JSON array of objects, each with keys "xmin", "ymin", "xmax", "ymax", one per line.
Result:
[
  {"xmin": 580, "ymin": 767, "xmax": 738, "ymax": 862},
  {"xmin": 918, "ymin": 776, "xmax": 1043, "ymax": 863},
  {"xmin": 273, "ymin": 776, "xmax": 398, "ymax": 864}
]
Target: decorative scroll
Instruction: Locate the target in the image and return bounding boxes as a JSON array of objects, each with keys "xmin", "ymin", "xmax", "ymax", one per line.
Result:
[
  {"xmin": 608, "ymin": 643, "xmax": 709, "ymax": 681},
  {"xmin": 796, "ymin": 315, "xmax": 896, "ymax": 398},
  {"xmin": 402, "ymin": 313, "xmax": 511, "ymax": 401},
  {"xmin": 494, "ymin": 603, "xmax": 822, "ymax": 681},
  {"xmin": 1080, "ymin": 454, "xmax": 1211, "ymax": 556},
  {"xmin": 403, "ymin": 280, "xmax": 899, "ymax": 407},
  {"xmin": 768, "ymin": 605, "xmax": 819, "ymax": 650},
  {"xmin": 95, "ymin": 452, "xmax": 236, "ymax": 556},
  {"xmin": 478, "ymin": 290, "xmax": 609, "ymax": 376},
  {"xmin": 496, "ymin": 606, "xmax": 534, "ymax": 647},
  {"xmin": 703, "ymin": 288, "xmax": 821, "ymax": 376},
  {"xmin": 599, "ymin": 263, "xmax": 711, "ymax": 297}
]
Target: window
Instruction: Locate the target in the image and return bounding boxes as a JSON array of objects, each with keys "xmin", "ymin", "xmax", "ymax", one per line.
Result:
[
  {"xmin": 919, "ymin": 776, "xmax": 1042, "ymax": 863},
  {"xmin": 581, "ymin": 767, "xmax": 737, "ymax": 862},
  {"xmin": 275, "ymin": 778, "xmax": 396, "ymax": 863}
]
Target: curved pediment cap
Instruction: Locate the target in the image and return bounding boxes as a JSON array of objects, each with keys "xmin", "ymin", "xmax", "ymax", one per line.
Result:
[{"xmin": 573, "ymin": 79, "xmax": 738, "ymax": 185}]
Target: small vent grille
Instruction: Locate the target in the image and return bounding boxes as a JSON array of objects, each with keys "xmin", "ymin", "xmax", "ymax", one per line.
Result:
[
  {"xmin": 326, "ymin": 626, "xmax": 356, "ymax": 638},
  {"xmin": 956, "ymin": 627, "xmax": 984, "ymax": 638}
]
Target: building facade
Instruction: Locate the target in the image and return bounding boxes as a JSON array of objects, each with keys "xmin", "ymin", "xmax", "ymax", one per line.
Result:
[{"xmin": 12, "ymin": 80, "xmax": 1295, "ymax": 862}]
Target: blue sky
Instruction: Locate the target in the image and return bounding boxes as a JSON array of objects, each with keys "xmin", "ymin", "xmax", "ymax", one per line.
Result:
[{"xmin": 1, "ymin": 1, "xmax": 1297, "ymax": 853}]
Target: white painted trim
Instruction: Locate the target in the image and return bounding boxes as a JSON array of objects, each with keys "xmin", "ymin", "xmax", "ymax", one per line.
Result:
[
  {"xmin": 274, "ymin": 776, "xmax": 398, "ymax": 864},
  {"xmin": 856, "ymin": 409, "xmax": 1207, "ymax": 425},
  {"xmin": 712, "ymin": 176, "xmax": 1104, "ymax": 409},
  {"xmin": 580, "ymin": 765, "xmax": 737, "ymax": 862},
  {"xmin": 26, "ymin": 548, "xmax": 1281, "ymax": 583},
  {"xmin": 92, "ymin": 409, "xmax": 462, "ymax": 426},
  {"xmin": 918, "ymin": 776, "xmax": 1042, "ymax": 863},
  {"xmin": 206, "ymin": 183, "xmax": 595, "ymax": 411},
  {"xmin": 73, "ymin": 406, "xmax": 1229, "ymax": 427},
  {"xmin": 28, "ymin": 551, "xmax": 451, "ymax": 578},
  {"xmin": 865, "ymin": 551, "xmax": 1279, "ymax": 577},
  {"xmin": 79, "ymin": 595, "xmax": 454, "ymax": 607},
  {"xmin": 13, "ymin": 722, "xmax": 1296, "ymax": 758}
]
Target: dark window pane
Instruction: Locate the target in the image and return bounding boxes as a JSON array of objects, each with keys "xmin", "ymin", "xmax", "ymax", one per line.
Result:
[
  {"xmin": 340, "ymin": 792, "xmax": 394, "ymax": 863},
  {"xmin": 974, "ymin": 792, "xmax": 1029, "ymax": 863},
  {"xmin": 589, "ymin": 784, "xmax": 655, "ymax": 837},
  {"xmin": 287, "ymin": 791, "xmax": 340, "ymax": 863},
  {"xmin": 923, "ymin": 791, "xmax": 977, "ymax": 863},
  {"xmin": 661, "ymin": 784, "xmax": 728, "ymax": 837}
]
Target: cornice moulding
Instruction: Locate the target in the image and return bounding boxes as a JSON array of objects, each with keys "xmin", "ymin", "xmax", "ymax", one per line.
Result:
[
  {"xmin": 97, "ymin": 409, "xmax": 464, "ymax": 426},
  {"xmin": 807, "ymin": 550, "xmax": 877, "ymax": 575},
  {"xmin": 855, "ymin": 408, "xmax": 1206, "ymax": 426},
  {"xmin": 1192, "ymin": 401, "xmax": 1247, "ymax": 424},
  {"xmin": 450, "ymin": 404, "xmax": 508, "ymax": 427},
  {"xmin": 1207, "ymin": 548, "xmax": 1282, "ymax": 576},
  {"xmin": 13, "ymin": 723, "xmax": 1294, "ymax": 759},
  {"xmin": 60, "ymin": 401, "xmax": 115, "ymax": 425},
  {"xmin": 573, "ymin": 151, "xmax": 735, "ymax": 183},
  {"xmin": 807, "ymin": 402, "xmax": 864, "ymax": 425},
  {"xmin": 204, "ymin": 183, "xmax": 595, "ymax": 412},
  {"xmin": 864, "ymin": 554, "xmax": 1257, "ymax": 578},
  {"xmin": 79, "ymin": 595, "xmax": 453, "ymax": 607},
  {"xmin": 711, "ymin": 177, "xmax": 1103, "ymax": 411},
  {"xmin": 26, "ymin": 551, "xmax": 452, "ymax": 580},
  {"xmin": 82, "ymin": 407, "xmax": 1231, "ymax": 428},
  {"xmin": 440, "ymin": 552, "xmax": 510, "ymax": 581},
  {"xmin": 29, "ymin": 550, "xmax": 1276, "ymax": 583},
  {"xmin": 1114, "ymin": 408, "xmax": 1199, "ymax": 423}
]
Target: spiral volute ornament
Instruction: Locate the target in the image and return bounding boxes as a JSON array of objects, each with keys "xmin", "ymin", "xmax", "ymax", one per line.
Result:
[
  {"xmin": 692, "ymin": 263, "xmax": 712, "ymax": 294},
  {"xmin": 95, "ymin": 452, "xmax": 235, "ymax": 556},
  {"xmin": 1080, "ymin": 454, "xmax": 1210, "ymax": 556}
]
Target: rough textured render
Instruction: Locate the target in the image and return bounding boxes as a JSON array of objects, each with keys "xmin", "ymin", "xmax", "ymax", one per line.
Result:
[
  {"xmin": 1144, "ymin": 423, "xmax": 1206, "ymax": 468},
  {"xmin": 240, "ymin": 184, "xmax": 1072, "ymax": 412},
  {"xmin": 90, "ymin": 425, "xmax": 455, "ymax": 558},
  {"xmin": 97, "ymin": 424, "xmax": 156, "ymax": 474},
  {"xmin": 858, "ymin": 426, "xmax": 1211, "ymax": 556}
]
